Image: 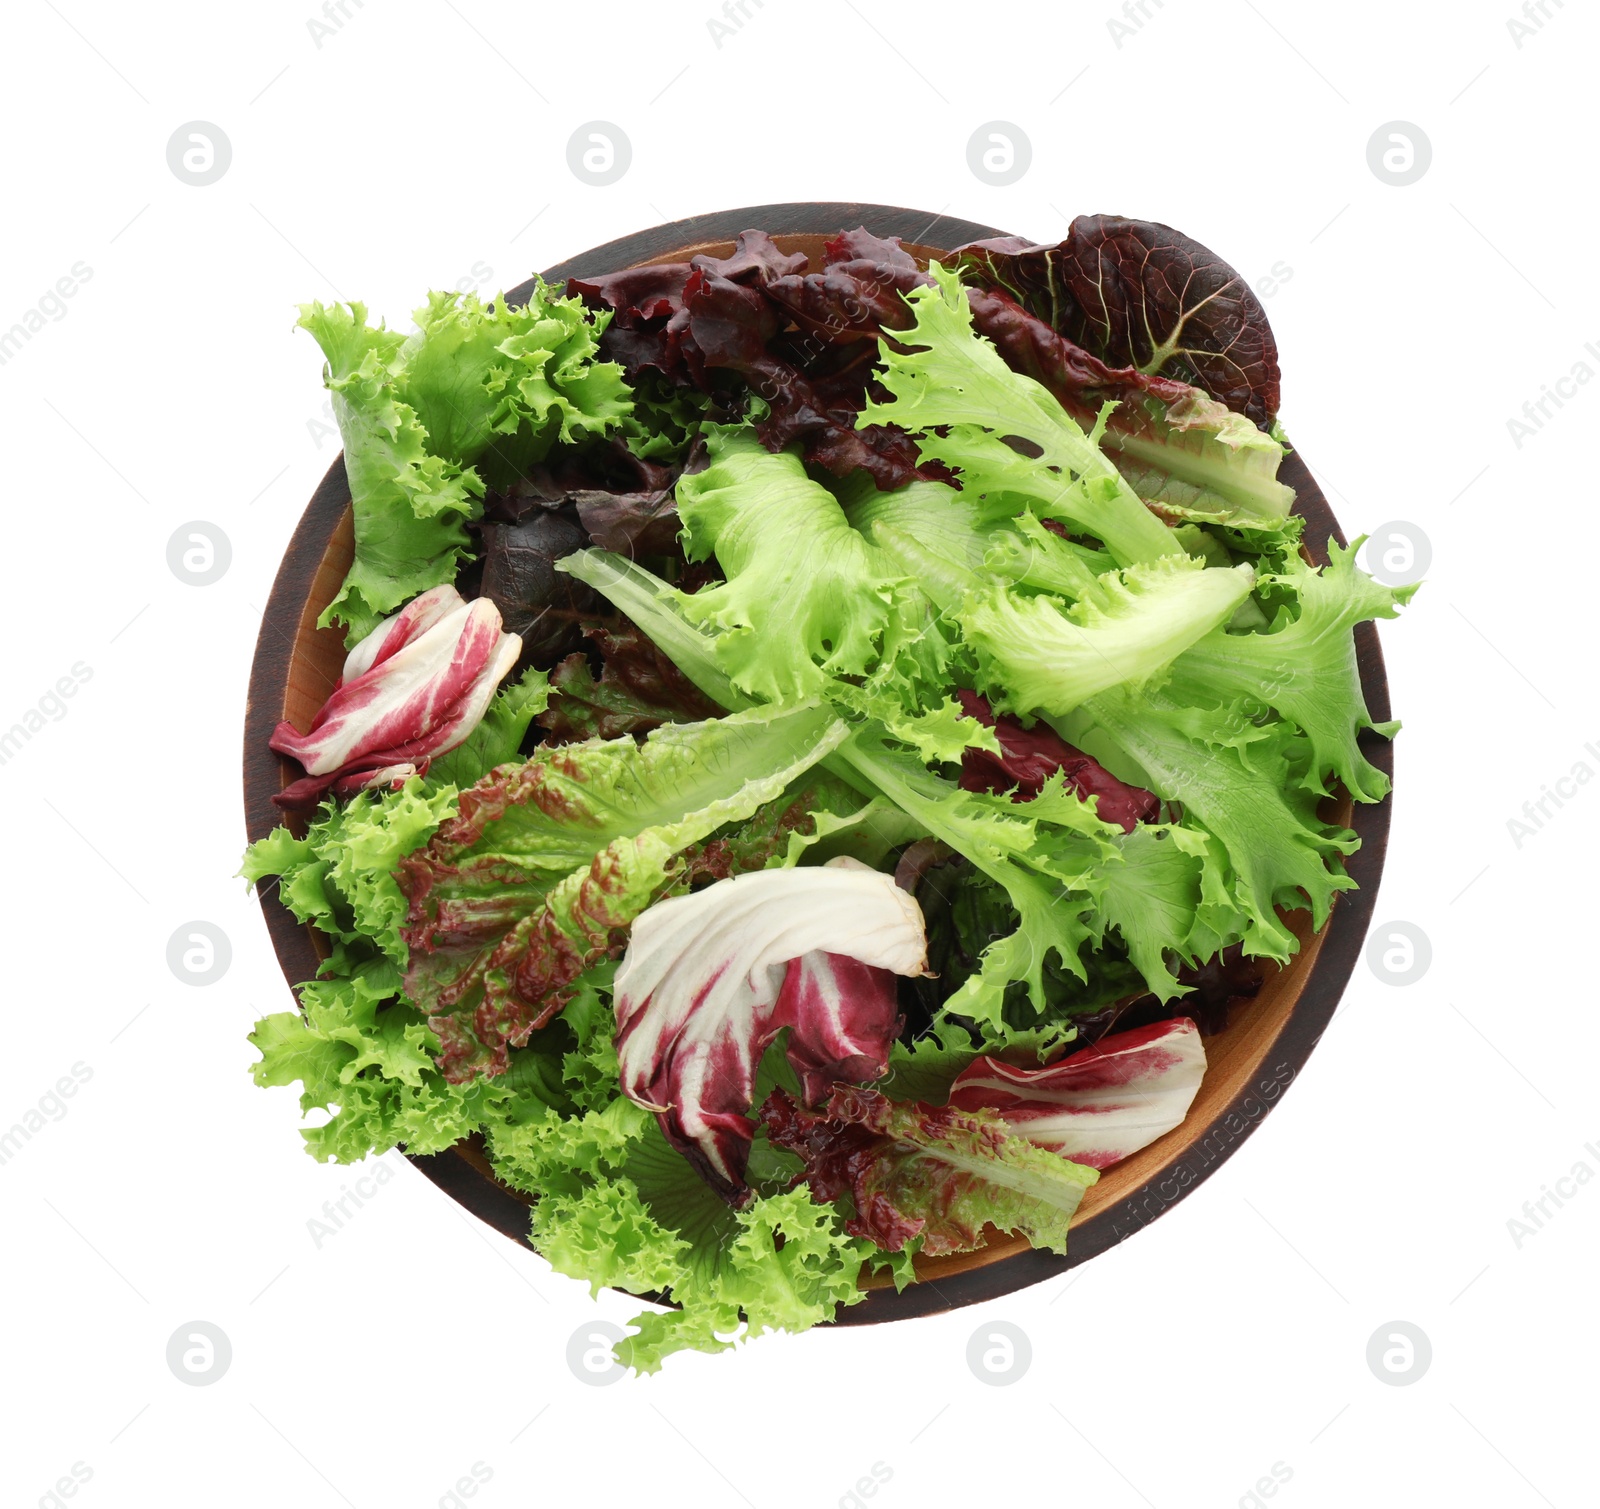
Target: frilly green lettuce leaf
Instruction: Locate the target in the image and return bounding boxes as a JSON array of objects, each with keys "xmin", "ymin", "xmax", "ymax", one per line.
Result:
[
  {"xmin": 672, "ymin": 427, "xmax": 896, "ymax": 701},
  {"xmin": 1170, "ymin": 536, "xmax": 1415, "ymax": 800},
  {"xmin": 300, "ymin": 282, "xmax": 631, "ymax": 642},
  {"xmin": 242, "ymin": 777, "xmax": 459, "ymax": 965},
  {"xmin": 861, "ymin": 263, "xmax": 1184, "ymax": 568},
  {"xmin": 960, "ymin": 556, "xmax": 1256, "ymax": 719},
  {"xmin": 298, "ymin": 301, "xmax": 483, "ymax": 642},
  {"xmin": 248, "ymin": 954, "xmax": 525, "ymax": 1163},
  {"xmin": 1074, "ymin": 685, "xmax": 1357, "ymax": 964}
]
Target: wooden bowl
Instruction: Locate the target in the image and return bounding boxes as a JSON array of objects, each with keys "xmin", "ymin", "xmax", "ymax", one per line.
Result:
[{"xmin": 243, "ymin": 201, "xmax": 1391, "ymax": 1324}]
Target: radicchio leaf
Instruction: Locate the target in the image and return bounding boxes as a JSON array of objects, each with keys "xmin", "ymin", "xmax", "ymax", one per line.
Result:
[
  {"xmin": 759, "ymin": 1084, "xmax": 1098, "ymax": 1256},
  {"xmin": 612, "ymin": 859, "xmax": 928, "ymax": 1205},
  {"xmin": 947, "ymin": 1017, "xmax": 1206, "ymax": 1169},
  {"xmin": 954, "ymin": 690, "xmax": 1159, "ymax": 832},
  {"xmin": 269, "ymin": 586, "xmax": 521, "ymax": 804}
]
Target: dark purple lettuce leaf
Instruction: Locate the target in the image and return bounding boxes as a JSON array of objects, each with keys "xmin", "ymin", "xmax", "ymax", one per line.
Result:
[
  {"xmin": 1067, "ymin": 943, "xmax": 1265, "ymax": 1044},
  {"xmin": 965, "ymin": 286, "xmax": 1195, "ymax": 415},
  {"xmin": 765, "ymin": 228, "xmax": 931, "ymax": 343},
  {"xmin": 567, "ymin": 262, "xmax": 695, "ymax": 382},
  {"xmin": 691, "ymin": 228, "xmax": 808, "ymax": 285},
  {"xmin": 477, "ymin": 511, "xmax": 595, "ymax": 668},
  {"xmin": 954, "ymin": 690, "xmax": 1160, "ymax": 833},
  {"xmin": 539, "ymin": 620, "xmax": 721, "ymax": 744},
  {"xmin": 951, "ymin": 215, "xmax": 1281, "ymax": 423},
  {"xmin": 569, "ymin": 228, "xmax": 943, "ymax": 490},
  {"xmin": 568, "ymin": 489, "xmax": 679, "ymax": 557}
]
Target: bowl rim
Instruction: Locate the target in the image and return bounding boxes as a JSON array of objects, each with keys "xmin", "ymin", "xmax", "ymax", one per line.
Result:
[{"xmin": 242, "ymin": 200, "xmax": 1391, "ymax": 1325}]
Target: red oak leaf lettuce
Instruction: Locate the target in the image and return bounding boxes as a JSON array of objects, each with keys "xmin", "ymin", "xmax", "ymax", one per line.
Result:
[
  {"xmin": 398, "ymin": 701, "xmax": 848, "ymax": 1080},
  {"xmin": 760, "ymin": 1084, "xmax": 1098, "ymax": 1256},
  {"xmin": 955, "ymin": 690, "xmax": 1159, "ymax": 831},
  {"xmin": 950, "ymin": 216, "xmax": 1281, "ymax": 424},
  {"xmin": 569, "ymin": 229, "xmax": 941, "ymax": 489}
]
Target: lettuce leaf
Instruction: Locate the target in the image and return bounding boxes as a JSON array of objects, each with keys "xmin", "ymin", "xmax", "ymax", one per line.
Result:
[
  {"xmin": 1074, "ymin": 685, "xmax": 1357, "ymax": 964},
  {"xmin": 424, "ymin": 665, "xmax": 550, "ymax": 791},
  {"xmin": 762, "ymin": 1085, "xmax": 1098, "ymax": 1256},
  {"xmin": 672, "ymin": 427, "xmax": 895, "ymax": 702},
  {"xmin": 300, "ymin": 284, "xmax": 631, "ymax": 642},
  {"xmin": 249, "ymin": 958, "xmax": 523, "ymax": 1162},
  {"xmin": 960, "ymin": 556, "xmax": 1255, "ymax": 718},
  {"xmin": 399, "ymin": 703, "xmax": 850, "ymax": 1079},
  {"xmin": 298, "ymin": 302, "xmax": 483, "ymax": 642},
  {"xmin": 861, "ymin": 263, "xmax": 1183, "ymax": 568},
  {"xmin": 242, "ymin": 777, "xmax": 459, "ymax": 965},
  {"xmin": 1169, "ymin": 537, "xmax": 1415, "ymax": 801}
]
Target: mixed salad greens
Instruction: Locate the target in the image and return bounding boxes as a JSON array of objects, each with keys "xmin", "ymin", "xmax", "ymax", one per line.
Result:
[{"xmin": 244, "ymin": 216, "xmax": 1413, "ymax": 1370}]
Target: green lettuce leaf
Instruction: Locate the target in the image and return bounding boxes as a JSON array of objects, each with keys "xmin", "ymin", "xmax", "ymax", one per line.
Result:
[
  {"xmin": 1169, "ymin": 537, "xmax": 1415, "ymax": 800},
  {"xmin": 960, "ymin": 555, "xmax": 1256, "ymax": 718},
  {"xmin": 241, "ymin": 777, "xmax": 459, "ymax": 965},
  {"xmin": 672, "ymin": 427, "xmax": 895, "ymax": 701},
  {"xmin": 861, "ymin": 263, "xmax": 1183, "ymax": 568},
  {"xmin": 396, "ymin": 288, "xmax": 632, "ymax": 487},
  {"xmin": 425, "ymin": 665, "xmax": 550, "ymax": 791},
  {"xmin": 1073, "ymin": 685, "xmax": 1357, "ymax": 964},
  {"xmin": 300, "ymin": 283, "xmax": 631, "ymax": 642},
  {"xmin": 248, "ymin": 952, "xmax": 527, "ymax": 1163},
  {"xmin": 1101, "ymin": 388, "xmax": 1298, "ymax": 530},
  {"xmin": 298, "ymin": 301, "xmax": 483, "ymax": 642}
]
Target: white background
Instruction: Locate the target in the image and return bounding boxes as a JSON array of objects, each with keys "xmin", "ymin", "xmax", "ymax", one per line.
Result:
[{"xmin": 2, "ymin": 1, "xmax": 1594, "ymax": 1505}]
